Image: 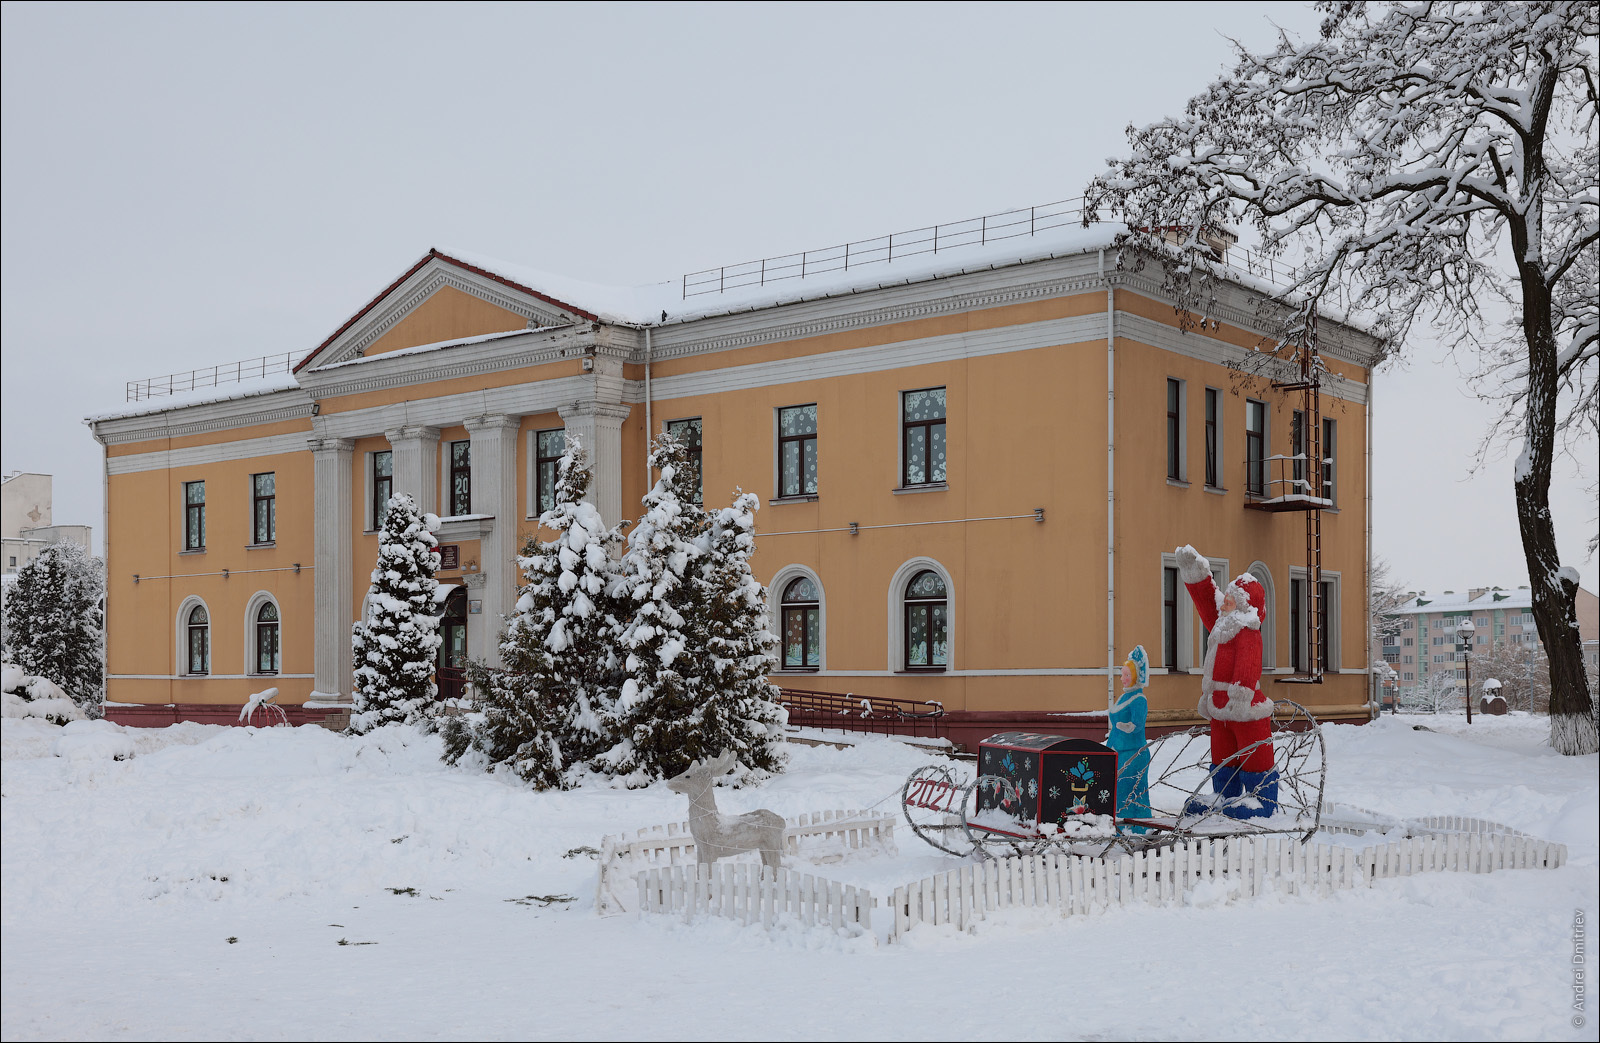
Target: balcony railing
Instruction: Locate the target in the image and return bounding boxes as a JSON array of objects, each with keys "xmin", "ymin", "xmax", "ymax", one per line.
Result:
[
  {"xmin": 1242, "ymin": 455, "xmax": 1332, "ymax": 512},
  {"xmin": 775, "ymin": 687, "xmax": 945, "ymax": 739}
]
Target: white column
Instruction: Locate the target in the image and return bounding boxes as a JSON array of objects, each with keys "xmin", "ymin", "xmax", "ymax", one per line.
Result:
[
  {"xmin": 385, "ymin": 425, "xmax": 441, "ymax": 516},
  {"xmin": 464, "ymin": 413, "xmax": 522, "ymax": 666},
  {"xmin": 558, "ymin": 401, "xmax": 631, "ymax": 527},
  {"xmin": 310, "ymin": 437, "xmax": 355, "ymax": 704}
]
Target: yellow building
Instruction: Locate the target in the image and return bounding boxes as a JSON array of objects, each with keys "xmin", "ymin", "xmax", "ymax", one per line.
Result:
[{"xmin": 87, "ymin": 215, "xmax": 1384, "ymax": 743}]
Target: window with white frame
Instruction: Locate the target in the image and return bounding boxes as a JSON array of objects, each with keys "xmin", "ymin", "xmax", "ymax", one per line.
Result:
[
  {"xmin": 254, "ymin": 601, "xmax": 280, "ymax": 675},
  {"xmin": 769, "ymin": 565, "xmax": 826, "ymax": 671},
  {"xmin": 901, "ymin": 388, "xmax": 947, "ymax": 487},
  {"xmin": 179, "ymin": 599, "xmax": 210, "ymax": 676},
  {"xmin": 888, "ymin": 559, "xmax": 953, "ymax": 673},
  {"xmin": 1288, "ymin": 568, "xmax": 1340, "ymax": 673},
  {"xmin": 777, "ymin": 405, "xmax": 818, "ymax": 499}
]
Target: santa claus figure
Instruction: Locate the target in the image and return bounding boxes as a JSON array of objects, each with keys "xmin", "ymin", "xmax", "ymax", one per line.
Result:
[{"xmin": 1174, "ymin": 544, "xmax": 1278, "ymax": 819}]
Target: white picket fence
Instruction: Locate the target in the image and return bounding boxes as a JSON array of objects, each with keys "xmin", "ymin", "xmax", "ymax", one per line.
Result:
[
  {"xmin": 637, "ymin": 861, "xmax": 874, "ymax": 932},
  {"xmin": 885, "ymin": 831, "xmax": 1567, "ymax": 942},
  {"xmin": 596, "ymin": 809, "xmax": 896, "ymax": 915}
]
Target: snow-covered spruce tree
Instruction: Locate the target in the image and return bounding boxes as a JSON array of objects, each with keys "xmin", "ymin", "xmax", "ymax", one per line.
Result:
[
  {"xmin": 692, "ymin": 492, "xmax": 785, "ymax": 776},
  {"xmin": 2, "ymin": 542, "xmax": 104, "ymax": 716},
  {"xmin": 447, "ymin": 439, "xmax": 625, "ymax": 788},
  {"xmin": 348, "ymin": 493, "xmax": 441, "ymax": 734},
  {"xmin": 1088, "ymin": 1, "xmax": 1598, "ymax": 754},
  {"xmin": 603, "ymin": 434, "xmax": 784, "ymax": 785}
]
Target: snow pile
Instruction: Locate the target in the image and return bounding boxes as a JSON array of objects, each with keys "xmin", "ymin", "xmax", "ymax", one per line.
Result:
[
  {"xmin": 52, "ymin": 718, "xmax": 137, "ymax": 762},
  {"xmin": 1, "ymin": 661, "xmax": 86, "ymax": 725}
]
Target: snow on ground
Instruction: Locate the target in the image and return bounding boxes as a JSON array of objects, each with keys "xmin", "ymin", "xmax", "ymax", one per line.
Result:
[{"xmin": 2, "ymin": 712, "xmax": 1594, "ymax": 1041}]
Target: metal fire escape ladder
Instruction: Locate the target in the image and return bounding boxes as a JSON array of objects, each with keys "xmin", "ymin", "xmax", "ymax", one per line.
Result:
[{"xmin": 1272, "ymin": 311, "xmax": 1325, "ymax": 684}]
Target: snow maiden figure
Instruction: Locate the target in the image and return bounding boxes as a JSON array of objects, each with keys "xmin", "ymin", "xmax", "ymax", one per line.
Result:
[
  {"xmin": 1106, "ymin": 644, "xmax": 1152, "ymax": 832},
  {"xmin": 1174, "ymin": 545, "xmax": 1278, "ymax": 819}
]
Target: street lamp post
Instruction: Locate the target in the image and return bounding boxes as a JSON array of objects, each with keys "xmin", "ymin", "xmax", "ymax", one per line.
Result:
[{"xmin": 1457, "ymin": 619, "xmax": 1476, "ymax": 724}]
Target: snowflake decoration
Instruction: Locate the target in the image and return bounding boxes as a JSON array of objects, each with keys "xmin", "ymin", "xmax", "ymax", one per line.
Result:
[
  {"xmin": 1023, "ymin": 756, "xmax": 1033, "ymax": 772},
  {"xmin": 1027, "ymin": 778, "xmax": 1038, "ymax": 799},
  {"xmin": 1098, "ymin": 788, "xmax": 1110, "ymax": 802},
  {"xmin": 982, "ymin": 749, "xmax": 992, "ymax": 765},
  {"xmin": 1048, "ymin": 786, "xmax": 1060, "ymax": 800}
]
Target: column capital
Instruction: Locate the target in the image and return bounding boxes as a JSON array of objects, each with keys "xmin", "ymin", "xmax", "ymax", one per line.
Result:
[
  {"xmin": 384, "ymin": 425, "xmax": 441, "ymax": 444},
  {"xmin": 464, "ymin": 413, "xmax": 522, "ymax": 434},
  {"xmin": 558, "ymin": 401, "xmax": 632, "ymax": 423},
  {"xmin": 308, "ymin": 436, "xmax": 356, "ymax": 454}
]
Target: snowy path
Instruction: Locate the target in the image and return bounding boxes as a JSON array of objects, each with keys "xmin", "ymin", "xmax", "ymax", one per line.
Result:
[{"xmin": 3, "ymin": 715, "xmax": 1594, "ymax": 1041}]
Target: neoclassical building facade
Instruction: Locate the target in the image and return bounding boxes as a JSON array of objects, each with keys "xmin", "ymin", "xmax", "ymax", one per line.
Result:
[{"xmin": 88, "ymin": 222, "xmax": 1385, "ymax": 738}]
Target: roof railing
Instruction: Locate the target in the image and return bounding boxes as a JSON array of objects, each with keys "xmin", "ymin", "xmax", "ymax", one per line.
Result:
[
  {"xmin": 680, "ymin": 197, "xmax": 1305, "ymax": 300},
  {"xmin": 125, "ymin": 351, "xmax": 299, "ymax": 403}
]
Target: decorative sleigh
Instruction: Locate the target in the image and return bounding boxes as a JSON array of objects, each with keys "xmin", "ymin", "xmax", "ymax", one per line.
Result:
[{"xmin": 901, "ymin": 700, "xmax": 1326, "ymax": 858}]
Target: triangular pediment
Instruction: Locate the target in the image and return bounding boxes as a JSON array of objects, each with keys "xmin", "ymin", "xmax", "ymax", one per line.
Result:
[{"xmin": 296, "ymin": 249, "xmax": 596, "ymax": 373}]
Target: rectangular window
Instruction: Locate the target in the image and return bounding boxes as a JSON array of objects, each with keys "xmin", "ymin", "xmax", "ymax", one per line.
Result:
[
  {"xmin": 901, "ymin": 387, "xmax": 947, "ymax": 487},
  {"xmin": 666, "ymin": 418, "xmax": 703, "ymax": 505},
  {"xmin": 372, "ymin": 451, "xmax": 393, "ymax": 530},
  {"xmin": 1290, "ymin": 576, "xmax": 1304, "ymax": 672},
  {"xmin": 1318, "ymin": 579, "xmax": 1331, "ymax": 671},
  {"xmin": 1291, "ymin": 410, "xmax": 1307, "ymax": 494},
  {"xmin": 252, "ymin": 472, "xmax": 275, "ymax": 545},
  {"xmin": 1404, "ymin": 672, "xmax": 1413, "ymax": 681},
  {"xmin": 449, "ymin": 440, "xmax": 471, "ymax": 516},
  {"xmin": 1245, "ymin": 400, "xmax": 1266, "ymax": 496},
  {"xmin": 534, "ymin": 429, "xmax": 567, "ymax": 516},
  {"xmin": 778, "ymin": 405, "xmax": 818, "ymax": 498},
  {"xmin": 1163, "ymin": 566, "xmax": 1179, "ymax": 669},
  {"xmin": 1403, "ymin": 636, "xmax": 1414, "ymax": 646},
  {"xmin": 1204, "ymin": 387, "xmax": 1220, "ymax": 487},
  {"xmin": 1321, "ymin": 417, "xmax": 1337, "ymax": 503},
  {"xmin": 1167, "ymin": 378, "xmax": 1183, "ymax": 481},
  {"xmin": 184, "ymin": 481, "xmax": 206, "ymax": 550}
]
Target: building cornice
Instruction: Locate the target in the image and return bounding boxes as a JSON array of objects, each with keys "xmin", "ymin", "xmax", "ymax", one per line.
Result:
[
  {"xmin": 297, "ymin": 325, "xmax": 592, "ymax": 400},
  {"xmin": 89, "ymin": 388, "xmax": 316, "ymax": 446}
]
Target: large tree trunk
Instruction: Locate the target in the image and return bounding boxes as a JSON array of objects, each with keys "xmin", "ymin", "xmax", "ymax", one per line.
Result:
[{"xmin": 1512, "ymin": 254, "xmax": 1597, "ymax": 755}]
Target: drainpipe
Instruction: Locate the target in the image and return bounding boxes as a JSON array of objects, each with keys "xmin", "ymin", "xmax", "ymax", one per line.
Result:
[
  {"xmin": 1366, "ymin": 362, "xmax": 1376, "ymax": 718},
  {"xmin": 644, "ymin": 326, "xmax": 654, "ymax": 497},
  {"xmin": 1101, "ymin": 248, "xmax": 1116, "ymax": 711}
]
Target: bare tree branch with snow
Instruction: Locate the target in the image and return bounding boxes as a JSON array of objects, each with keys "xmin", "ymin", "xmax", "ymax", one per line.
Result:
[{"xmin": 1089, "ymin": 0, "xmax": 1598, "ymax": 754}]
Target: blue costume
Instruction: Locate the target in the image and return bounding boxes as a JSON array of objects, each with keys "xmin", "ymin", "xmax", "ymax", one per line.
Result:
[{"xmin": 1107, "ymin": 645, "xmax": 1152, "ymax": 832}]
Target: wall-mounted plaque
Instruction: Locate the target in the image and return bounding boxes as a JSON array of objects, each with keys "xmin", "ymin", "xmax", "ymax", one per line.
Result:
[{"xmin": 438, "ymin": 545, "xmax": 460, "ymax": 570}]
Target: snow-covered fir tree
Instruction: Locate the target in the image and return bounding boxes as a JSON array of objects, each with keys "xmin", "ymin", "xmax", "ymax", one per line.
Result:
[
  {"xmin": 446, "ymin": 439, "xmax": 624, "ymax": 788},
  {"xmin": 348, "ymin": 493, "xmax": 441, "ymax": 734},
  {"xmin": 692, "ymin": 492, "xmax": 785, "ymax": 776},
  {"xmin": 602, "ymin": 435, "xmax": 784, "ymax": 785},
  {"xmin": 2, "ymin": 542, "xmax": 104, "ymax": 717}
]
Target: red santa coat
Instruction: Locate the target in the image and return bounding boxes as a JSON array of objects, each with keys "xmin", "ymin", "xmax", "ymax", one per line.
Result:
[{"xmin": 1184, "ymin": 571, "xmax": 1272, "ymax": 723}]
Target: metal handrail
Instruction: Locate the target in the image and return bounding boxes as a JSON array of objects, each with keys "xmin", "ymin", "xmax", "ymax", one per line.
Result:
[
  {"xmin": 680, "ymin": 198, "xmax": 1304, "ymax": 300},
  {"xmin": 126, "ymin": 350, "xmax": 299, "ymax": 403}
]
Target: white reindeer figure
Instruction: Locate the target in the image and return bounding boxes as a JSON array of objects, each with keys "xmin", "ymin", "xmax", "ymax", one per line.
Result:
[{"xmin": 665, "ymin": 751, "xmax": 785, "ymax": 870}]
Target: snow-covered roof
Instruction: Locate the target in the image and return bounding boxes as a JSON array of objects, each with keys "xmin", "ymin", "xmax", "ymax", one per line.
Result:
[
  {"xmin": 1388, "ymin": 588, "xmax": 1536, "ymax": 615},
  {"xmin": 85, "ymin": 373, "xmax": 303, "ymax": 425},
  {"xmin": 438, "ymin": 222, "xmax": 1127, "ymax": 328}
]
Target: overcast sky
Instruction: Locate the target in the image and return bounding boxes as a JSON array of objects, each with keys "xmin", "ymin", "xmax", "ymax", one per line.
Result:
[{"xmin": 2, "ymin": 2, "xmax": 1594, "ymax": 595}]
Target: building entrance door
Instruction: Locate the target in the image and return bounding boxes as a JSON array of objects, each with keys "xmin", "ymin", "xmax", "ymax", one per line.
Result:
[{"xmin": 438, "ymin": 587, "xmax": 467, "ymax": 701}]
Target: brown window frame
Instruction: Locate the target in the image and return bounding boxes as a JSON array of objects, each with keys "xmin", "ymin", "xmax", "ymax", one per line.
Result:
[
  {"xmin": 1204, "ymin": 387, "xmax": 1219, "ymax": 488},
  {"xmin": 1245, "ymin": 399, "xmax": 1266, "ymax": 496},
  {"xmin": 252, "ymin": 472, "xmax": 276, "ymax": 545},
  {"xmin": 777, "ymin": 405, "xmax": 818, "ymax": 499},
  {"xmin": 254, "ymin": 601, "xmax": 280, "ymax": 675},
  {"xmin": 372, "ymin": 451, "xmax": 393, "ymax": 530},
  {"xmin": 1166, "ymin": 378, "xmax": 1182, "ymax": 481},
  {"xmin": 1163, "ymin": 566, "xmax": 1179, "ymax": 669},
  {"xmin": 184, "ymin": 480, "xmax": 206, "ymax": 551},
  {"xmin": 186, "ymin": 604, "xmax": 210, "ymax": 675},
  {"xmin": 903, "ymin": 569, "xmax": 948, "ymax": 671},
  {"xmin": 901, "ymin": 387, "xmax": 947, "ymax": 487},
  {"xmin": 534, "ymin": 428, "xmax": 566, "ymax": 516},
  {"xmin": 779, "ymin": 576, "xmax": 820, "ymax": 671},
  {"xmin": 666, "ymin": 418, "xmax": 703, "ymax": 506},
  {"xmin": 1321, "ymin": 417, "xmax": 1336, "ymax": 504},
  {"xmin": 449, "ymin": 440, "xmax": 471, "ymax": 517}
]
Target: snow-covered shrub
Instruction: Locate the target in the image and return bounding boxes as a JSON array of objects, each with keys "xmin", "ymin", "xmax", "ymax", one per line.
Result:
[
  {"xmin": 2, "ymin": 543, "xmax": 104, "ymax": 717},
  {"xmin": 2, "ymin": 661, "xmax": 87, "ymax": 725},
  {"xmin": 52, "ymin": 718, "xmax": 135, "ymax": 761},
  {"xmin": 348, "ymin": 494, "xmax": 442, "ymax": 735},
  {"xmin": 447, "ymin": 439, "xmax": 625, "ymax": 788}
]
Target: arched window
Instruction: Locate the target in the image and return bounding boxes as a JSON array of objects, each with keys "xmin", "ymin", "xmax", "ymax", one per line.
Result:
[
  {"xmin": 904, "ymin": 570, "xmax": 948, "ymax": 670},
  {"xmin": 1247, "ymin": 561, "xmax": 1277, "ymax": 669},
  {"xmin": 780, "ymin": 576, "xmax": 821, "ymax": 671},
  {"xmin": 254, "ymin": 602, "xmax": 281, "ymax": 675},
  {"xmin": 186, "ymin": 604, "xmax": 210, "ymax": 676}
]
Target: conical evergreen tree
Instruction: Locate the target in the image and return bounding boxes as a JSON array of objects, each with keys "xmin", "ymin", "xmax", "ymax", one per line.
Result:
[
  {"xmin": 450, "ymin": 439, "xmax": 624, "ymax": 788},
  {"xmin": 693, "ymin": 492, "xmax": 785, "ymax": 775},
  {"xmin": 603, "ymin": 435, "xmax": 786, "ymax": 784},
  {"xmin": 349, "ymin": 493, "xmax": 441, "ymax": 734},
  {"xmin": 2, "ymin": 542, "xmax": 104, "ymax": 716}
]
